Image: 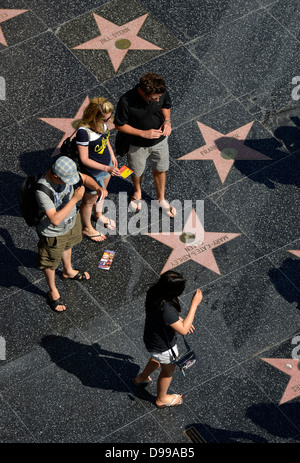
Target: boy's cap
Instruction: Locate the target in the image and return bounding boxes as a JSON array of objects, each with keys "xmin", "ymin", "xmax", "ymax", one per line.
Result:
[{"xmin": 52, "ymin": 157, "xmax": 80, "ymax": 185}]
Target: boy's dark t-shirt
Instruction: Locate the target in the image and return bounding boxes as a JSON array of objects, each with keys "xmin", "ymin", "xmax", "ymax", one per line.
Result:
[{"xmin": 143, "ymin": 292, "xmax": 180, "ymax": 352}]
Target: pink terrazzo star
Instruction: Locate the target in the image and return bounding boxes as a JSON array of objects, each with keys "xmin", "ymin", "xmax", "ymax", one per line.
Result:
[
  {"xmin": 288, "ymin": 250, "xmax": 300, "ymax": 258},
  {"xmin": 147, "ymin": 209, "xmax": 241, "ymax": 274},
  {"xmin": 39, "ymin": 96, "xmax": 90, "ymax": 156},
  {"xmin": 0, "ymin": 9, "xmax": 28, "ymax": 46},
  {"xmin": 39, "ymin": 96, "xmax": 115, "ymax": 155},
  {"xmin": 261, "ymin": 358, "xmax": 300, "ymax": 405},
  {"xmin": 73, "ymin": 13, "xmax": 161, "ymax": 72},
  {"xmin": 177, "ymin": 121, "xmax": 272, "ymax": 183}
]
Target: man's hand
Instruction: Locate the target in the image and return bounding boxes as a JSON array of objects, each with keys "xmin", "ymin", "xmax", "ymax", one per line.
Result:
[
  {"xmin": 142, "ymin": 128, "xmax": 163, "ymax": 139},
  {"xmin": 161, "ymin": 121, "xmax": 172, "ymax": 136}
]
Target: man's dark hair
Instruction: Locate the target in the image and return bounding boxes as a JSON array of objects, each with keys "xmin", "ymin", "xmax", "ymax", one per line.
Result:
[{"xmin": 139, "ymin": 72, "xmax": 166, "ymax": 96}]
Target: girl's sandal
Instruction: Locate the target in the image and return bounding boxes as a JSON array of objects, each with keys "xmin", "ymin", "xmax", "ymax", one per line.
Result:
[
  {"xmin": 156, "ymin": 394, "xmax": 185, "ymax": 408},
  {"xmin": 97, "ymin": 215, "xmax": 116, "ymax": 230},
  {"xmin": 129, "ymin": 196, "xmax": 142, "ymax": 212},
  {"xmin": 131, "ymin": 376, "xmax": 152, "ymax": 386}
]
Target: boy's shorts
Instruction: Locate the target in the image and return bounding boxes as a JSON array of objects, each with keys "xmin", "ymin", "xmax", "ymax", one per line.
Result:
[
  {"xmin": 127, "ymin": 137, "xmax": 169, "ymax": 178},
  {"xmin": 36, "ymin": 213, "xmax": 82, "ymax": 270}
]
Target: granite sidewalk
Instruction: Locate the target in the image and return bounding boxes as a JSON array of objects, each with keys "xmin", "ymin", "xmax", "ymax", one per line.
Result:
[{"xmin": 0, "ymin": 0, "xmax": 300, "ymax": 444}]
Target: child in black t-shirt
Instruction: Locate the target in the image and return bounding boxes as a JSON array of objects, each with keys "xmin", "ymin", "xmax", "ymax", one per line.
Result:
[{"xmin": 133, "ymin": 271, "xmax": 202, "ymax": 408}]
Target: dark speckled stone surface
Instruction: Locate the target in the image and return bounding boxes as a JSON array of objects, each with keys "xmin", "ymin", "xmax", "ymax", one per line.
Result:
[{"xmin": 0, "ymin": 0, "xmax": 299, "ymax": 447}]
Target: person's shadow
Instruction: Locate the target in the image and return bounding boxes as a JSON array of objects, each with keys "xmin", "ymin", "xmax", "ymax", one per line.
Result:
[
  {"xmin": 40, "ymin": 335, "xmax": 156, "ymax": 405},
  {"xmin": 0, "ymin": 148, "xmax": 53, "ymax": 209},
  {"xmin": 214, "ymin": 133, "xmax": 300, "ymax": 189},
  {"xmin": 183, "ymin": 422, "xmax": 268, "ymax": 443},
  {"xmin": 268, "ymin": 257, "xmax": 300, "ymax": 310},
  {"xmin": 246, "ymin": 402, "xmax": 300, "ymax": 441},
  {"xmin": 0, "ymin": 227, "xmax": 45, "ymax": 297},
  {"xmin": 273, "ymin": 116, "xmax": 300, "ymax": 156}
]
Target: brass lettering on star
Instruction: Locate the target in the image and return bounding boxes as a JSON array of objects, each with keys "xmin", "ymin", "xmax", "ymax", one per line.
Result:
[
  {"xmin": 198, "ymin": 144, "xmax": 218, "ymax": 157},
  {"xmin": 98, "ymin": 26, "xmax": 131, "ymax": 45},
  {"xmin": 147, "ymin": 209, "xmax": 241, "ymax": 274},
  {"xmin": 198, "ymin": 135, "xmax": 240, "ymax": 158},
  {"xmin": 170, "ymin": 234, "xmax": 230, "ymax": 268}
]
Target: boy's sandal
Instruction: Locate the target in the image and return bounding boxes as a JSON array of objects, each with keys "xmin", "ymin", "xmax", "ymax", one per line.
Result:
[
  {"xmin": 47, "ymin": 293, "xmax": 66, "ymax": 313},
  {"xmin": 61, "ymin": 270, "xmax": 90, "ymax": 281}
]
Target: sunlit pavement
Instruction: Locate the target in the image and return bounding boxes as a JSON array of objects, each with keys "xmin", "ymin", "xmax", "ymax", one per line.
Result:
[{"xmin": 0, "ymin": 0, "xmax": 300, "ymax": 444}]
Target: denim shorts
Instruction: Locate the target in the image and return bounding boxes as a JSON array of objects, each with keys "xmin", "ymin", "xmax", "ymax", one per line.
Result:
[
  {"xmin": 85, "ymin": 159, "xmax": 113, "ymax": 193},
  {"xmin": 148, "ymin": 344, "xmax": 179, "ymax": 365}
]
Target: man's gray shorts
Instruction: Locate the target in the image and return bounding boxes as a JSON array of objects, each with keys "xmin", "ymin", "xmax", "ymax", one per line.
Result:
[{"xmin": 127, "ymin": 136, "xmax": 169, "ymax": 177}]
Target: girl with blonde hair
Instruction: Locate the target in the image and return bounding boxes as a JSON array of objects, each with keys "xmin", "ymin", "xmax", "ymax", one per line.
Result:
[{"xmin": 74, "ymin": 97, "xmax": 121, "ymax": 241}]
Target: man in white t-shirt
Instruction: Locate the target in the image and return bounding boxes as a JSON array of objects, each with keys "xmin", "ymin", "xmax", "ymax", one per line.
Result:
[{"xmin": 35, "ymin": 156, "xmax": 107, "ymax": 312}]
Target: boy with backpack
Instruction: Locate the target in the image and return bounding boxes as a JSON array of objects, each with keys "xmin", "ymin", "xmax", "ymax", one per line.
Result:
[{"xmin": 34, "ymin": 156, "xmax": 107, "ymax": 312}]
